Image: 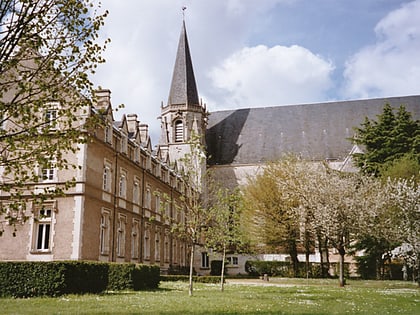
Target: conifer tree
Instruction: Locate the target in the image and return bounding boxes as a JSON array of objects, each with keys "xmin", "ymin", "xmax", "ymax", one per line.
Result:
[{"xmin": 353, "ymin": 104, "xmax": 419, "ymax": 176}]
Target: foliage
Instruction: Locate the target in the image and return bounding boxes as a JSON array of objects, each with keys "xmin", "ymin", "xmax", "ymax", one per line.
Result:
[
  {"xmin": 388, "ymin": 178, "xmax": 420, "ymax": 283},
  {"xmin": 160, "ymin": 275, "xmax": 222, "ymax": 284},
  {"xmin": 107, "ymin": 263, "xmax": 136, "ymax": 291},
  {"xmin": 0, "ymin": 261, "xmax": 109, "ymax": 297},
  {"xmin": 352, "ymin": 104, "xmax": 419, "ymax": 176},
  {"xmin": 204, "ymin": 184, "xmax": 247, "ymax": 290},
  {"xmin": 242, "ymin": 157, "xmax": 302, "ymax": 276},
  {"xmin": 244, "ymin": 260, "xmax": 324, "ymax": 278},
  {"xmin": 380, "ymin": 153, "xmax": 420, "ymax": 182},
  {"xmin": 0, "ymin": 0, "xmax": 109, "ymax": 225}
]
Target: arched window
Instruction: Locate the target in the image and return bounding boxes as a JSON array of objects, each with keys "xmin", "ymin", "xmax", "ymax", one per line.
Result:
[{"xmin": 174, "ymin": 120, "xmax": 183, "ymax": 142}]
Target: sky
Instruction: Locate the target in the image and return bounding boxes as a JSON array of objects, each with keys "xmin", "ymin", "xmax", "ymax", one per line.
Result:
[{"xmin": 93, "ymin": 0, "xmax": 420, "ymax": 144}]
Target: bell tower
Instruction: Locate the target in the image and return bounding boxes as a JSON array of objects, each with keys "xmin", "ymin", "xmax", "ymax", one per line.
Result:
[{"xmin": 159, "ymin": 20, "xmax": 207, "ymax": 173}]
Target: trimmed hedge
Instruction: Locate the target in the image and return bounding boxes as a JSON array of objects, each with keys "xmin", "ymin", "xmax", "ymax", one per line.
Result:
[
  {"xmin": 0, "ymin": 261, "xmax": 160, "ymax": 298},
  {"xmin": 0, "ymin": 261, "xmax": 108, "ymax": 298},
  {"xmin": 160, "ymin": 275, "xmax": 222, "ymax": 283},
  {"xmin": 245, "ymin": 260, "xmax": 330, "ymax": 278}
]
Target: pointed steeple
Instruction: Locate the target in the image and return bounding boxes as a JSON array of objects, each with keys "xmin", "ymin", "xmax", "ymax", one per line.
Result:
[{"xmin": 167, "ymin": 21, "xmax": 199, "ymax": 107}]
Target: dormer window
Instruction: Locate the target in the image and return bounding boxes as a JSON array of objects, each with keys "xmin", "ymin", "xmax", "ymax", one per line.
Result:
[
  {"xmin": 120, "ymin": 134, "xmax": 127, "ymax": 154},
  {"xmin": 174, "ymin": 120, "xmax": 184, "ymax": 142},
  {"xmin": 104, "ymin": 123, "xmax": 112, "ymax": 144}
]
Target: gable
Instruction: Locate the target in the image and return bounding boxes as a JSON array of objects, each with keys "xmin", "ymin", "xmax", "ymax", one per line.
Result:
[{"xmin": 206, "ymin": 95, "xmax": 420, "ymax": 165}]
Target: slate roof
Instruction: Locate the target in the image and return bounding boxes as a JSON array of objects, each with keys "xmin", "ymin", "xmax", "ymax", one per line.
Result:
[
  {"xmin": 167, "ymin": 21, "xmax": 199, "ymax": 107},
  {"xmin": 206, "ymin": 95, "xmax": 420, "ymax": 165}
]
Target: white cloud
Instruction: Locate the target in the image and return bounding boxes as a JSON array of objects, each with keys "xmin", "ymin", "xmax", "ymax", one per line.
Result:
[
  {"xmin": 208, "ymin": 45, "xmax": 334, "ymax": 109},
  {"xmin": 342, "ymin": 0, "xmax": 420, "ymax": 99}
]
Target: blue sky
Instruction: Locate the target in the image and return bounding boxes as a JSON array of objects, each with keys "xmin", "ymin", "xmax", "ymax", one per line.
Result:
[{"xmin": 94, "ymin": 0, "xmax": 420, "ymax": 143}]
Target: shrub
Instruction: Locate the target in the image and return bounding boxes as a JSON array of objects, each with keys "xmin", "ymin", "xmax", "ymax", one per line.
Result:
[
  {"xmin": 160, "ymin": 275, "xmax": 222, "ymax": 283},
  {"xmin": 0, "ymin": 261, "xmax": 108, "ymax": 298},
  {"xmin": 107, "ymin": 263, "xmax": 136, "ymax": 291},
  {"xmin": 245, "ymin": 261, "xmax": 324, "ymax": 278}
]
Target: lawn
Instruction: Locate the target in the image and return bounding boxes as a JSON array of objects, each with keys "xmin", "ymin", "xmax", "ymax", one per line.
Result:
[{"xmin": 2, "ymin": 278, "xmax": 419, "ymax": 314}]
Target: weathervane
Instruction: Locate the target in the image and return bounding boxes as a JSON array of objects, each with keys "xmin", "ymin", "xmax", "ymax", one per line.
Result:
[{"xmin": 182, "ymin": 6, "xmax": 187, "ymax": 19}]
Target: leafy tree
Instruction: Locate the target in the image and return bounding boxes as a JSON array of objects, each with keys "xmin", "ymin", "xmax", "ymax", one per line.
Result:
[
  {"xmin": 160, "ymin": 133, "xmax": 209, "ymax": 296},
  {"xmin": 204, "ymin": 186, "xmax": 246, "ymax": 291},
  {"xmin": 352, "ymin": 104, "xmax": 419, "ymax": 176},
  {"xmin": 388, "ymin": 178, "xmax": 420, "ymax": 285},
  {"xmin": 0, "ymin": 1, "xmax": 108, "ymax": 225},
  {"xmin": 242, "ymin": 157, "xmax": 304, "ymax": 277}
]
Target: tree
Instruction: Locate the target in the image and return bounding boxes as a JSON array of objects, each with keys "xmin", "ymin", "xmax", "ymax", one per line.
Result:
[
  {"xmin": 160, "ymin": 133, "xmax": 209, "ymax": 296},
  {"xmin": 0, "ymin": 1, "xmax": 108, "ymax": 225},
  {"xmin": 242, "ymin": 157, "xmax": 305, "ymax": 277},
  {"xmin": 388, "ymin": 178, "xmax": 420, "ymax": 285},
  {"xmin": 204, "ymin": 186, "xmax": 246, "ymax": 291},
  {"xmin": 352, "ymin": 104, "xmax": 419, "ymax": 176}
]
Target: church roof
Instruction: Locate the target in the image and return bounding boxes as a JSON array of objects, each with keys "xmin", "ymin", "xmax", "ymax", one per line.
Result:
[
  {"xmin": 167, "ymin": 21, "xmax": 199, "ymax": 107},
  {"xmin": 206, "ymin": 95, "xmax": 420, "ymax": 165}
]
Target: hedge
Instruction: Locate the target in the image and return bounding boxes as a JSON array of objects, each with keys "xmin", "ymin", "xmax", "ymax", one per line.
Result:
[
  {"xmin": 0, "ymin": 261, "xmax": 160, "ymax": 298},
  {"xmin": 0, "ymin": 261, "xmax": 108, "ymax": 298},
  {"xmin": 160, "ymin": 275, "xmax": 222, "ymax": 283},
  {"xmin": 245, "ymin": 260, "xmax": 335, "ymax": 278}
]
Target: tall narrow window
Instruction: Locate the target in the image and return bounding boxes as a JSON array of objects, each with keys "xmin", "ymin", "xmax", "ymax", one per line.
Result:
[
  {"xmin": 174, "ymin": 120, "xmax": 183, "ymax": 142},
  {"xmin": 103, "ymin": 162, "xmax": 112, "ymax": 192},
  {"xmin": 100, "ymin": 209, "xmax": 110, "ymax": 255},
  {"xmin": 117, "ymin": 214, "xmax": 126, "ymax": 257},
  {"xmin": 32, "ymin": 203, "xmax": 55, "ymax": 253},
  {"xmin": 133, "ymin": 180, "xmax": 140, "ymax": 205},
  {"xmin": 164, "ymin": 232, "xmax": 170, "ymax": 263},
  {"xmin": 145, "ymin": 186, "xmax": 151, "ymax": 209},
  {"xmin": 45, "ymin": 109, "xmax": 58, "ymax": 130},
  {"xmin": 104, "ymin": 124, "xmax": 112, "ymax": 144},
  {"xmin": 155, "ymin": 228, "xmax": 161, "ymax": 261},
  {"xmin": 132, "ymin": 219, "xmax": 140, "ymax": 260},
  {"xmin": 119, "ymin": 170, "xmax": 127, "ymax": 198},
  {"xmin": 144, "ymin": 225, "xmax": 150, "ymax": 260},
  {"xmin": 201, "ymin": 252, "xmax": 209, "ymax": 268}
]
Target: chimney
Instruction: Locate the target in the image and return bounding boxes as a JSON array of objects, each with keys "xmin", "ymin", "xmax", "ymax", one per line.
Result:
[
  {"xmin": 95, "ymin": 89, "xmax": 111, "ymax": 111},
  {"xmin": 127, "ymin": 114, "xmax": 139, "ymax": 134}
]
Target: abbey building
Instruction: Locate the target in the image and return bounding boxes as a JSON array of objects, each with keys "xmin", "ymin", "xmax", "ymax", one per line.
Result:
[{"xmin": 0, "ymin": 21, "xmax": 419, "ymax": 275}]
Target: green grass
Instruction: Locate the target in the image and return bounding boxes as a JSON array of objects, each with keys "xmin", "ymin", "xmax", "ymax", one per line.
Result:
[{"xmin": 1, "ymin": 279, "xmax": 419, "ymax": 314}]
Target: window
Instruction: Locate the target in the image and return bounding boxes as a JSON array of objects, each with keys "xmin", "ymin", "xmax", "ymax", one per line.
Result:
[
  {"xmin": 145, "ymin": 186, "xmax": 151, "ymax": 209},
  {"xmin": 131, "ymin": 219, "xmax": 140, "ymax": 259},
  {"xmin": 100, "ymin": 209, "xmax": 110, "ymax": 255},
  {"xmin": 164, "ymin": 232, "xmax": 170, "ymax": 263},
  {"xmin": 119, "ymin": 170, "xmax": 127, "ymax": 198},
  {"xmin": 120, "ymin": 134, "xmax": 127, "ymax": 154},
  {"xmin": 155, "ymin": 192, "xmax": 160, "ymax": 212},
  {"xmin": 45, "ymin": 109, "xmax": 58, "ymax": 130},
  {"xmin": 33, "ymin": 204, "xmax": 55, "ymax": 252},
  {"xmin": 103, "ymin": 161, "xmax": 112, "ymax": 192},
  {"xmin": 117, "ymin": 214, "xmax": 126, "ymax": 257},
  {"xmin": 104, "ymin": 124, "xmax": 112, "ymax": 144},
  {"xmin": 155, "ymin": 228, "xmax": 160, "ymax": 261},
  {"xmin": 201, "ymin": 252, "xmax": 209, "ymax": 268},
  {"xmin": 174, "ymin": 120, "xmax": 184, "ymax": 142},
  {"xmin": 133, "ymin": 180, "xmax": 140, "ymax": 205},
  {"xmin": 144, "ymin": 224, "xmax": 151, "ymax": 260},
  {"xmin": 134, "ymin": 146, "xmax": 140, "ymax": 163},
  {"xmin": 42, "ymin": 166, "xmax": 55, "ymax": 181},
  {"xmin": 227, "ymin": 256, "xmax": 239, "ymax": 266}
]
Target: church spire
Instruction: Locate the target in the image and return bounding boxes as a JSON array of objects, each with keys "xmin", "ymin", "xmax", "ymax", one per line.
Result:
[{"xmin": 167, "ymin": 20, "xmax": 199, "ymax": 107}]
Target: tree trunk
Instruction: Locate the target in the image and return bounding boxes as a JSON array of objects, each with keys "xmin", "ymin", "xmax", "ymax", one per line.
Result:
[
  {"xmin": 288, "ymin": 239, "xmax": 299, "ymax": 277},
  {"xmin": 324, "ymin": 237, "xmax": 330, "ymax": 277},
  {"xmin": 338, "ymin": 245, "xmax": 346, "ymax": 287},
  {"xmin": 220, "ymin": 245, "xmax": 226, "ymax": 292},
  {"xmin": 305, "ymin": 230, "xmax": 310, "ymax": 279},
  {"xmin": 189, "ymin": 244, "xmax": 195, "ymax": 296}
]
